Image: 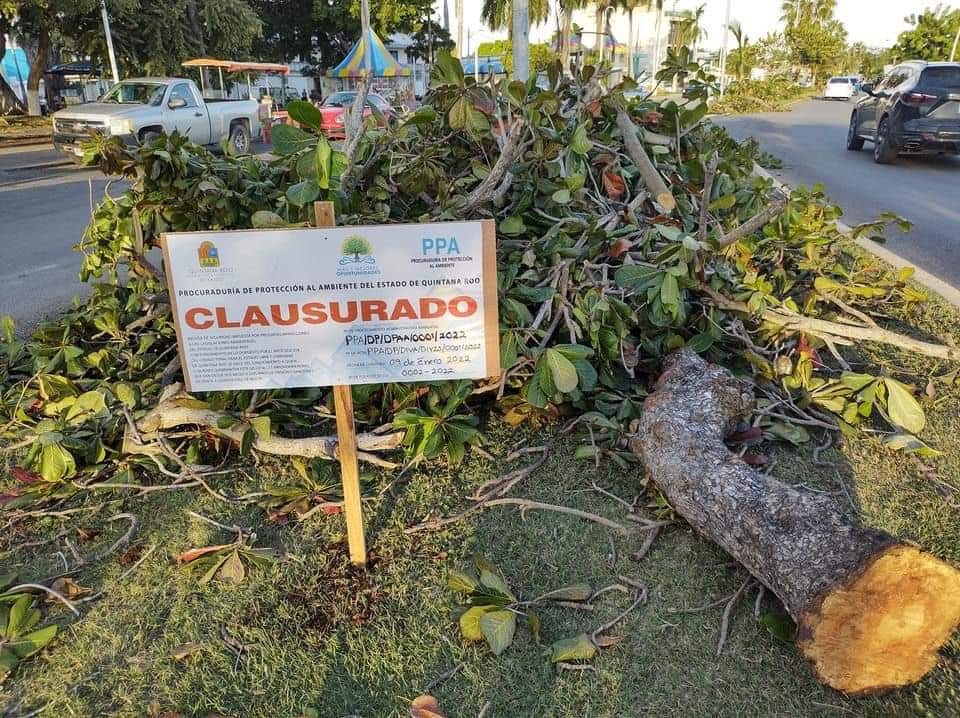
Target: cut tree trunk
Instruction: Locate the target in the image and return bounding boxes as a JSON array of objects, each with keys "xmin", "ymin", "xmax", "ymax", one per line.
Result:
[{"xmin": 630, "ymin": 349, "xmax": 960, "ymax": 695}]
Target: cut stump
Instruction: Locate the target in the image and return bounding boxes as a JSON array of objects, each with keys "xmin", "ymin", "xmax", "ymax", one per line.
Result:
[{"xmin": 630, "ymin": 349, "xmax": 960, "ymax": 695}]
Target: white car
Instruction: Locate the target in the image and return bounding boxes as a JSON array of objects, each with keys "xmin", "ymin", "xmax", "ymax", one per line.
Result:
[{"xmin": 823, "ymin": 76, "xmax": 854, "ymax": 100}]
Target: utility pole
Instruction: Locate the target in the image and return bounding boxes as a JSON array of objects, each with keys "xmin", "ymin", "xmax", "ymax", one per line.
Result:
[
  {"xmin": 512, "ymin": 0, "xmax": 529, "ymax": 81},
  {"xmin": 99, "ymin": 0, "xmax": 120, "ymax": 83},
  {"xmin": 360, "ymin": 0, "xmax": 373, "ymax": 71},
  {"xmin": 951, "ymin": 21, "xmax": 960, "ymax": 62},
  {"xmin": 718, "ymin": 0, "xmax": 731, "ymax": 96}
]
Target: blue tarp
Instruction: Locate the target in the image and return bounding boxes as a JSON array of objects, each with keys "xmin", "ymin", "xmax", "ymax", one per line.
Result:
[
  {"xmin": 460, "ymin": 58, "xmax": 505, "ymax": 75},
  {"xmin": 1, "ymin": 47, "xmax": 30, "ymax": 100}
]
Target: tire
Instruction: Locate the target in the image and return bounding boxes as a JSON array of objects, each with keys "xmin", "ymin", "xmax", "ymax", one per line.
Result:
[
  {"xmin": 227, "ymin": 123, "xmax": 251, "ymax": 156},
  {"xmin": 846, "ymin": 113, "xmax": 864, "ymax": 151},
  {"xmin": 874, "ymin": 116, "xmax": 896, "ymax": 164},
  {"xmin": 139, "ymin": 130, "xmax": 161, "ymax": 146}
]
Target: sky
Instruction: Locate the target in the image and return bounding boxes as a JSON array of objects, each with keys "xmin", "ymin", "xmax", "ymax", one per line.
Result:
[{"xmin": 454, "ymin": 0, "xmax": 958, "ymax": 50}]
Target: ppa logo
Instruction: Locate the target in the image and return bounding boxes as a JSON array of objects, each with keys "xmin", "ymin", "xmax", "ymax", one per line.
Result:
[
  {"xmin": 197, "ymin": 241, "xmax": 220, "ymax": 268},
  {"xmin": 421, "ymin": 237, "xmax": 460, "ymax": 255}
]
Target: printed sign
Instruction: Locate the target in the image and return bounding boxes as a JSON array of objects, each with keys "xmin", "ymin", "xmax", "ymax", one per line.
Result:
[{"xmin": 162, "ymin": 221, "xmax": 499, "ymax": 392}]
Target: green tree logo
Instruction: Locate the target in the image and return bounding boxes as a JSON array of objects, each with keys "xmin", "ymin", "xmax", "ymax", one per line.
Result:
[{"xmin": 341, "ymin": 235, "xmax": 373, "ymax": 263}]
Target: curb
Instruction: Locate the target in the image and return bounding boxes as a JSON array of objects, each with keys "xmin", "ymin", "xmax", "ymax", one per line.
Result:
[
  {"xmin": 752, "ymin": 163, "xmax": 960, "ymax": 310},
  {"xmin": 2, "ymin": 158, "xmax": 73, "ymax": 172},
  {"xmin": 0, "ymin": 134, "xmax": 52, "ymax": 149}
]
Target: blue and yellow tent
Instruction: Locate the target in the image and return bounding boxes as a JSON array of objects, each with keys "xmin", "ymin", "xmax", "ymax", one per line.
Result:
[{"xmin": 330, "ymin": 29, "xmax": 411, "ymax": 78}]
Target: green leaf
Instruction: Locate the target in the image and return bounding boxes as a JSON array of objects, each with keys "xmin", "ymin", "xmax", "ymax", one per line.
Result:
[
  {"xmin": 839, "ymin": 373, "xmax": 876, "ymax": 392},
  {"xmin": 6, "ymin": 594, "xmax": 31, "ymax": 637},
  {"xmin": 404, "ymin": 106, "xmax": 437, "ymax": 126},
  {"xmin": 40, "ymin": 443, "xmax": 75, "ymax": 482},
  {"xmin": 479, "ymin": 610, "xmax": 516, "ymax": 656},
  {"xmin": 285, "ymin": 100, "xmax": 322, "ymax": 129},
  {"xmin": 295, "ymin": 148, "xmax": 318, "ymax": 179},
  {"xmin": 686, "ymin": 332, "xmax": 715, "ymax": 353},
  {"xmin": 218, "ymin": 550, "xmax": 247, "ymax": 583},
  {"xmin": 217, "ymin": 415, "xmax": 239, "ymax": 429},
  {"xmin": 883, "ymin": 378, "xmax": 925, "ymax": 434},
  {"xmin": 553, "ymin": 344, "xmax": 594, "ymax": 361},
  {"xmin": 545, "ymin": 349, "xmax": 579, "ymax": 394},
  {"xmin": 884, "ymin": 433, "xmax": 942, "ymax": 459},
  {"xmin": 315, "ymin": 138, "xmax": 333, "ymax": 189},
  {"xmin": 448, "ymin": 97, "xmax": 472, "ymax": 131},
  {"xmin": 551, "ymin": 189, "xmax": 571, "ymax": 204},
  {"xmin": 251, "ymin": 210, "xmax": 289, "ymax": 229},
  {"xmin": 115, "ymin": 382, "xmax": 138, "ymax": 409},
  {"xmin": 527, "ymin": 609, "xmax": 542, "ymax": 643},
  {"xmin": 459, "ymin": 605, "xmax": 490, "ymax": 642},
  {"xmin": 286, "ymin": 180, "xmax": 321, "ymax": 207},
  {"xmin": 570, "ymin": 124, "xmax": 592, "ymax": 155},
  {"xmin": 758, "ymin": 613, "xmax": 796, "ymax": 643},
  {"xmin": 765, "ymin": 422, "xmax": 811, "ymax": 445},
  {"xmin": 250, "ymin": 416, "xmax": 271, "ymax": 441},
  {"xmin": 660, "ymin": 273, "xmax": 680, "ymax": 310},
  {"xmin": 447, "ymin": 568, "xmax": 480, "ymax": 594},
  {"xmin": 499, "ymin": 215, "xmax": 526, "ymax": 236},
  {"xmin": 270, "ymin": 124, "xmax": 316, "ymax": 155},
  {"xmin": 478, "ymin": 569, "xmax": 515, "ymax": 600},
  {"xmin": 708, "ymin": 194, "xmax": 737, "ymax": 211},
  {"xmin": 0, "ymin": 315, "xmax": 14, "ymax": 343},
  {"xmin": 431, "ymin": 51, "xmax": 465, "ymax": 86},
  {"xmin": 11, "ymin": 624, "xmax": 57, "ymax": 659},
  {"xmin": 550, "ymin": 633, "xmax": 597, "ymax": 662},
  {"xmin": 240, "ymin": 426, "xmax": 256, "ymax": 457}
]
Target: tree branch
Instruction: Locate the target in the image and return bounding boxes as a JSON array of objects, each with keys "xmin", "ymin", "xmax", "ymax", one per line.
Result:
[
  {"xmin": 717, "ymin": 193, "xmax": 787, "ymax": 248},
  {"xmin": 461, "ymin": 119, "xmax": 526, "ymax": 215},
  {"xmin": 615, "ymin": 109, "xmax": 676, "ymax": 212}
]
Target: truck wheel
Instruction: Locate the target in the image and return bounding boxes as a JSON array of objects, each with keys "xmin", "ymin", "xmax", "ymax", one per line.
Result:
[
  {"xmin": 846, "ymin": 113, "xmax": 864, "ymax": 151},
  {"xmin": 139, "ymin": 131, "xmax": 161, "ymax": 146},
  {"xmin": 227, "ymin": 123, "xmax": 251, "ymax": 156},
  {"xmin": 874, "ymin": 117, "xmax": 896, "ymax": 164}
]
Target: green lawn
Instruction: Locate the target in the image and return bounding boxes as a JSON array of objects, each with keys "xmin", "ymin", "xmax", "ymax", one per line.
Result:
[{"xmin": 2, "ymin": 292, "xmax": 959, "ymax": 717}]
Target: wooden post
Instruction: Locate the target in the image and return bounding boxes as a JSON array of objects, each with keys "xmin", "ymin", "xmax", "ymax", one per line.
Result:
[{"xmin": 314, "ymin": 200, "xmax": 367, "ymax": 566}]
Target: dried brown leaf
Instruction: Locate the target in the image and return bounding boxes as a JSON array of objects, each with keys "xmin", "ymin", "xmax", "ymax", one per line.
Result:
[
  {"xmin": 410, "ymin": 694, "xmax": 446, "ymax": 718},
  {"xmin": 176, "ymin": 544, "xmax": 233, "ymax": 564},
  {"xmin": 49, "ymin": 577, "xmax": 91, "ymax": 600},
  {"xmin": 169, "ymin": 642, "xmax": 203, "ymax": 661}
]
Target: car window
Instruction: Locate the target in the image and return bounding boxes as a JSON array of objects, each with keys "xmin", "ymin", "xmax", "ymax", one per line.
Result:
[
  {"xmin": 169, "ymin": 83, "xmax": 197, "ymax": 108},
  {"xmin": 100, "ymin": 82, "xmax": 165, "ymax": 105},
  {"xmin": 323, "ymin": 93, "xmax": 355, "ymax": 107},
  {"xmin": 920, "ymin": 67, "xmax": 960, "ymax": 89},
  {"xmin": 828, "ymin": 78, "xmax": 850, "ymax": 84},
  {"xmin": 368, "ymin": 95, "xmax": 390, "ymax": 110}
]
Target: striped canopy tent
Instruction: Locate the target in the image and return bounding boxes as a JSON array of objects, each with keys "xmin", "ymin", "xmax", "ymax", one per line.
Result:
[{"xmin": 330, "ymin": 29, "xmax": 411, "ymax": 78}]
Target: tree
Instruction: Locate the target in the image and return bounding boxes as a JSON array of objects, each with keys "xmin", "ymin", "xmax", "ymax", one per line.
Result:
[
  {"xmin": 342, "ymin": 235, "xmax": 372, "ymax": 261},
  {"xmin": 408, "ymin": 20, "xmax": 454, "ymax": 63},
  {"xmin": 891, "ymin": 5, "xmax": 960, "ymax": 62},
  {"xmin": 480, "ymin": 0, "xmax": 549, "ymax": 36},
  {"xmin": 250, "ymin": 0, "xmax": 315, "ymax": 63},
  {"xmin": 780, "ymin": 0, "xmax": 845, "ymax": 84},
  {"xmin": 350, "ymin": 0, "xmax": 433, "ymax": 37},
  {"xmin": 0, "ymin": 8, "xmax": 25, "ymax": 114},
  {"xmin": 476, "ymin": 39, "xmax": 557, "ymax": 73},
  {"xmin": 673, "ymin": 3, "xmax": 706, "ymax": 49},
  {"xmin": 726, "ymin": 21, "xmax": 753, "ymax": 80},
  {"xmin": 753, "ymin": 31, "xmax": 792, "ymax": 76},
  {"xmin": 841, "ymin": 42, "xmax": 889, "ymax": 79}
]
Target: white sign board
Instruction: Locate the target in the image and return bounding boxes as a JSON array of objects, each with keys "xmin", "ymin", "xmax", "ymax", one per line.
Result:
[{"xmin": 162, "ymin": 221, "xmax": 499, "ymax": 392}]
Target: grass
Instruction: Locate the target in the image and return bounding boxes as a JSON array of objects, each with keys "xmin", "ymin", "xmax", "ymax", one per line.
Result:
[
  {"xmin": 3, "ymin": 313, "xmax": 960, "ymax": 717},
  {"xmin": 0, "ymin": 115, "xmax": 52, "ymax": 141},
  {"xmin": 1, "ymin": 297, "xmax": 960, "ymax": 717}
]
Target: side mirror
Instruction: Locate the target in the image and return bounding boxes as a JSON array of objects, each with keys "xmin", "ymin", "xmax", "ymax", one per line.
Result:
[
  {"xmin": 168, "ymin": 96, "xmax": 187, "ymax": 110},
  {"xmin": 860, "ymin": 83, "xmax": 875, "ymax": 96}
]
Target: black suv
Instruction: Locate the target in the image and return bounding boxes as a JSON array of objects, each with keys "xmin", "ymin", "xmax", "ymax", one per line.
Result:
[{"xmin": 846, "ymin": 61, "xmax": 960, "ymax": 164}]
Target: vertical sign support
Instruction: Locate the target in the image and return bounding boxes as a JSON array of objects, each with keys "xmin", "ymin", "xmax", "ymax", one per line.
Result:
[{"xmin": 314, "ymin": 200, "xmax": 368, "ymax": 566}]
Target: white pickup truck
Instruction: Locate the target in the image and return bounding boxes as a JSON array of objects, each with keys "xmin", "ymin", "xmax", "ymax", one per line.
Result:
[{"xmin": 51, "ymin": 77, "xmax": 261, "ymax": 160}]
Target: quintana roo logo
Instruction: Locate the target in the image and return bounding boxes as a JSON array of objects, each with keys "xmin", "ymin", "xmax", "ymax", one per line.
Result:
[
  {"xmin": 337, "ymin": 234, "xmax": 380, "ymax": 276},
  {"xmin": 197, "ymin": 241, "xmax": 220, "ymax": 268}
]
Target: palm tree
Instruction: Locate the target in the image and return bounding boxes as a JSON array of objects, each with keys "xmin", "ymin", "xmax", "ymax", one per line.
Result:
[
  {"xmin": 558, "ymin": 0, "xmax": 589, "ymax": 71},
  {"xmin": 594, "ymin": 0, "xmax": 615, "ymax": 64},
  {"xmin": 674, "ymin": 3, "xmax": 706, "ymax": 49},
  {"xmin": 617, "ymin": 0, "xmax": 662, "ymax": 78},
  {"xmin": 727, "ymin": 20, "xmax": 748, "ymax": 80},
  {"xmin": 481, "ymin": 0, "xmax": 551, "ymax": 35},
  {"xmin": 780, "ymin": 0, "xmax": 836, "ymax": 30}
]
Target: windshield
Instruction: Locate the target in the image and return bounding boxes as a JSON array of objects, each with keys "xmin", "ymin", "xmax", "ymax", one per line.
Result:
[
  {"xmin": 920, "ymin": 67, "xmax": 960, "ymax": 89},
  {"xmin": 100, "ymin": 82, "xmax": 166, "ymax": 105},
  {"xmin": 828, "ymin": 78, "xmax": 850, "ymax": 84},
  {"xmin": 323, "ymin": 92, "xmax": 355, "ymax": 108}
]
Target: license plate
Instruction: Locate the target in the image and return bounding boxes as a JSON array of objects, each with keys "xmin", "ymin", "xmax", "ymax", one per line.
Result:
[{"xmin": 72, "ymin": 146, "xmax": 83, "ymax": 157}]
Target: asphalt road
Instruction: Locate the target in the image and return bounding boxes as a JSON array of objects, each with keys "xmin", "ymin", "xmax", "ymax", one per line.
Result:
[
  {"xmin": 0, "ymin": 146, "xmax": 107, "ymax": 333},
  {"xmin": 719, "ymin": 98, "xmax": 960, "ymax": 289},
  {"xmin": 0, "ymin": 141, "xmax": 268, "ymax": 335}
]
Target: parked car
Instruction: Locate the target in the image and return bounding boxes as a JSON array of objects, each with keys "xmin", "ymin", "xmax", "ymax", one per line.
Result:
[
  {"xmin": 846, "ymin": 61, "xmax": 960, "ymax": 164},
  {"xmin": 317, "ymin": 91, "xmax": 397, "ymax": 139},
  {"xmin": 51, "ymin": 78, "xmax": 261, "ymax": 161},
  {"xmin": 823, "ymin": 76, "xmax": 855, "ymax": 100}
]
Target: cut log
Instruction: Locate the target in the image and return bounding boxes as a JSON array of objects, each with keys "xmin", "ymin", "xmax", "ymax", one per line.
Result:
[{"xmin": 630, "ymin": 349, "xmax": 960, "ymax": 695}]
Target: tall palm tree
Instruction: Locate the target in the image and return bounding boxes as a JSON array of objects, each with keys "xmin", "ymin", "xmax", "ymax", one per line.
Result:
[
  {"xmin": 674, "ymin": 3, "xmax": 706, "ymax": 49},
  {"xmin": 481, "ymin": 0, "xmax": 551, "ymax": 35},
  {"xmin": 558, "ymin": 0, "xmax": 589, "ymax": 71},
  {"xmin": 727, "ymin": 20, "xmax": 748, "ymax": 80},
  {"xmin": 780, "ymin": 0, "xmax": 836, "ymax": 30},
  {"xmin": 618, "ymin": 0, "xmax": 661, "ymax": 78}
]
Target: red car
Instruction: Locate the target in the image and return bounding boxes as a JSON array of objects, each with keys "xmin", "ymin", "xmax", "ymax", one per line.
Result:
[{"xmin": 318, "ymin": 91, "xmax": 397, "ymax": 138}]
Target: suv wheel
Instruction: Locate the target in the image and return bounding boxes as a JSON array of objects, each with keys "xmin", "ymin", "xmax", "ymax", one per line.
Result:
[
  {"xmin": 227, "ymin": 123, "xmax": 251, "ymax": 156},
  {"xmin": 874, "ymin": 117, "xmax": 896, "ymax": 164},
  {"xmin": 846, "ymin": 113, "xmax": 864, "ymax": 151}
]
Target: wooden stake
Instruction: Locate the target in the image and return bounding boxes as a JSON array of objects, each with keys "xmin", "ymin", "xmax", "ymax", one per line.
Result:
[{"xmin": 314, "ymin": 200, "xmax": 367, "ymax": 566}]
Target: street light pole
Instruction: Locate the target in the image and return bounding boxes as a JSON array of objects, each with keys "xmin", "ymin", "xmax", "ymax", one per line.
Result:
[
  {"xmin": 718, "ymin": 0, "xmax": 731, "ymax": 97},
  {"xmin": 99, "ymin": 0, "xmax": 120, "ymax": 83},
  {"xmin": 512, "ymin": 0, "xmax": 530, "ymax": 81},
  {"xmin": 950, "ymin": 22, "xmax": 960, "ymax": 62}
]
